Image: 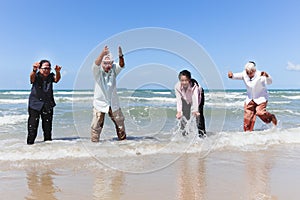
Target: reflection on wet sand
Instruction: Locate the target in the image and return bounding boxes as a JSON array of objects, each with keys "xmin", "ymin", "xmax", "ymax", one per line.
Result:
[
  {"xmin": 25, "ymin": 169, "xmax": 58, "ymax": 200},
  {"xmin": 245, "ymin": 151, "xmax": 276, "ymax": 200},
  {"xmin": 177, "ymin": 155, "xmax": 207, "ymax": 200},
  {"xmin": 24, "ymin": 166, "xmax": 125, "ymax": 200},
  {"xmin": 93, "ymin": 169, "xmax": 125, "ymax": 200},
  {"xmin": 176, "ymin": 151, "xmax": 278, "ymax": 199},
  {"xmin": 18, "ymin": 149, "xmax": 288, "ymax": 199}
]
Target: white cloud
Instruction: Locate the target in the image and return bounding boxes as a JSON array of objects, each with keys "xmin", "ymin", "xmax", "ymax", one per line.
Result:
[{"xmin": 287, "ymin": 62, "xmax": 300, "ymax": 71}]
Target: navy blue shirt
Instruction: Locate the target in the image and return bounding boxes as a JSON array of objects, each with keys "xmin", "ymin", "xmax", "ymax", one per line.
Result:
[{"xmin": 28, "ymin": 72, "xmax": 56, "ymax": 111}]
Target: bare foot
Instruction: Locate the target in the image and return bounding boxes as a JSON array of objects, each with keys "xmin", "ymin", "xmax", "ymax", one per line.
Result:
[{"xmin": 271, "ymin": 114, "xmax": 277, "ymax": 126}]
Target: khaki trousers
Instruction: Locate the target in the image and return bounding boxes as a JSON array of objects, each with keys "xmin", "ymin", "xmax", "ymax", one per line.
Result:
[{"xmin": 91, "ymin": 107, "xmax": 126, "ymax": 142}]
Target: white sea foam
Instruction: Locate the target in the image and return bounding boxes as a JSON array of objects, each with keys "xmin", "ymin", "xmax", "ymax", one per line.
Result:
[
  {"xmin": 281, "ymin": 110, "xmax": 300, "ymax": 116},
  {"xmin": 1, "ymin": 91, "xmax": 30, "ymax": 95},
  {"xmin": 0, "ymin": 97, "xmax": 93, "ymax": 104},
  {"xmin": 0, "ymin": 140, "xmax": 90, "ymax": 161},
  {"xmin": 55, "ymin": 96, "xmax": 93, "ymax": 102},
  {"xmin": 1, "ymin": 127, "xmax": 300, "ymax": 162},
  {"xmin": 205, "ymin": 101, "xmax": 244, "ymax": 108},
  {"xmin": 272, "ymin": 101, "xmax": 292, "ymax": 104},
  {"xmin": 0, "ymin": 99, "xmax": 27, "ymax": 104},
  {"xmin": 281, "ymin": 95, "xmax": 300, "ymax": 100},
  {"xmin": 120, "ymin": 96, "xmax": 176, "ymax": 103},
  {"xmin": 223, "ymin": 92, "xmax": 245, "ymax": 100},
  {"xmin": 152, "ymin": 91, "xmax": 172, "ymax": 95},
  {"xmin": 55, "ymin": 91, "xmax": 94, "ymax": 95},
  {"xmin": 0, "ymin": 114, "xmax": 28, "ymax": 126}
]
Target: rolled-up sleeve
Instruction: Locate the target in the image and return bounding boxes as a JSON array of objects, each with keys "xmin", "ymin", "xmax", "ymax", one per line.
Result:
[
  {"xmin": 191, "ymin": 86, "xmax": 199, "ymax": 113},
  {"xmin": 92, "ymin": 62, "xmax": 102, "ymax": 80},
  {"xmin": 175, "ymin": 83, "xmax": 182, "ymax": 112},
  {"xmin": 232, "ymin": 72, "xmax": 244, "ymax": 80}
]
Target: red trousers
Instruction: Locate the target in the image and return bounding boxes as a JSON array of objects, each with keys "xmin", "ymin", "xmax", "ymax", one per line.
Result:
[{"xmin": 244, "ymin": 100, "xmax": 274, "ymax": 131}]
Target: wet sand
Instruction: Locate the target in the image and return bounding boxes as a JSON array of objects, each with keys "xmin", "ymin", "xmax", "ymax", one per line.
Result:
[{"xmin": 1, "ymin": 145, "xmax": 300, "ymax": 200}]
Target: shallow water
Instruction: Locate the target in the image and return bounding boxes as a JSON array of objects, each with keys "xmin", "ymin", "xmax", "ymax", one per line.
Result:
[{"xmin": 0, "ymin": 89, "xmax": 300, "ymax": 174}]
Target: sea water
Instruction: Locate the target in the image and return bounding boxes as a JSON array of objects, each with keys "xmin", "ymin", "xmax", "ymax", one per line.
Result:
[{"xmin": 0, "ymin": 89, "xmax": 300, "ymax": 172}]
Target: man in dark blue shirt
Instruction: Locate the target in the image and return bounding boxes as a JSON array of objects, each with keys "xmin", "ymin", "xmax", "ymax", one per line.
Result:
[{"xmin": 27, "ymin": 60, "xmax": 61, "ymax": 145}]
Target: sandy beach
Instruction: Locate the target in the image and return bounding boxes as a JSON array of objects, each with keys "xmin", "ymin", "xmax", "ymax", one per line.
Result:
[{"xmin": 1, "ymin": 144, "xmax": 300, "ymax": 200}]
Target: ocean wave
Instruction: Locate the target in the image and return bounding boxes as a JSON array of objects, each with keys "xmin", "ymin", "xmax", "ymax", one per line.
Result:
[
  {"xmin": 1, "ymin": 91, "xmax": 30, "ymax": 95},
  {"xmin": 55, "ymin": 91, "xmax": 94, "ymax": 95},
  {"xmin": 120, "ymin": 96, "xmax": 176, "ymax": 103},
  {"xmin": 0, "ymin": 99, "xmax": 27, "ymax": 104},
  {"xmin": 152, "ymin": 91, "xmax": 172, "ymax": 95},
  {"xmin": 273, "ymin": 109, "xmax": 300, "ymax": 116},
  {"xmin": 205, "ymin": 101, "xmax": 244, "ymax": 108},
  {"xmin": 55, "ymin": 96, "xmax": 93, "ymax": 103},
  {"xmin": 205, "ymin": 92, "xmax": 227, "ymax": 99},
  {"xmin": 272, "ymin": 101, "xmax": 292, "ymax": 104},
  {"xmin": 1, "ymin": 90, "xmax": 295, "ymax": 106},
  {"xmin": 269, "ymin": 90, "xmax": 300, "ymax": 94},
  {"xmin": 0, "ymin": 97, "xmax": 93, "ymax": 105},
  {"xmin": 281, "ymin": 95, "xmax": 300, "ymax": 100},
  {"xmin": 223, "ymin": 92, "xmax": 245, "ymax": 99},
  {"xmin": 0, "ymin": 114, "xmax": 28, "ymax": 126}
]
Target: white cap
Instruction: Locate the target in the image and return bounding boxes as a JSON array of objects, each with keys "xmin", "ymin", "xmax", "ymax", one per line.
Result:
[{"xmin": 245, "ymin": 61, "xmax": 256, "ymax": 71}]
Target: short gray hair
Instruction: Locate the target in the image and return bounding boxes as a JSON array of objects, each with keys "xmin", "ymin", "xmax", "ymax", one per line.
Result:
[{"xmin": 245, "ymin": 61, "xmax": 256, "ymax": 71}]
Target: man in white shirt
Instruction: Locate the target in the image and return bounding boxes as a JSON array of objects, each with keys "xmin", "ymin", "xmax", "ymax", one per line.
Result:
[
  {"xmin": 228, "ymin": 61, "xmax": 277, "ymax": 131},
  {"xmin": 91, "ymin": 45, "xmax": 126, "ymax": 142}
]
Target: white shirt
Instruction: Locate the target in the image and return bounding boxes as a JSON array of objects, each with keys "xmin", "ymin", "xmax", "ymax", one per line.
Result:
[
  {"xmin": 232, "ymin": 70, "xmax": 272, "ymax": 105},
  {"xmin": 92, "ymin": 62, "xmax": 123, "ymax": 113}
]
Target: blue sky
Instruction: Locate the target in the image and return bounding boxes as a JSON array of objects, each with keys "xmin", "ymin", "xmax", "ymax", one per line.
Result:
[{"xmin": 0, "ymin": 0, "xmax": 300, "ymax": 90}]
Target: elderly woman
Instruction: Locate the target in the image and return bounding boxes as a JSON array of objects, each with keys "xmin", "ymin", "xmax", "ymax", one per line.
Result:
[{"xmin": 228, "ymin": 61, "xmax": 277, "ymax": 131}]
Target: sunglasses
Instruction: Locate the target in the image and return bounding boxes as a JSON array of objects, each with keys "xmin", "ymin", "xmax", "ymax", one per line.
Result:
[
  {"xmin": 40, "ymin": 67, "xmax": 51, "ymax": 71},
  {"xmin": 102, "ymin": 61, "xmax": 113, "ymax": 65}
]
